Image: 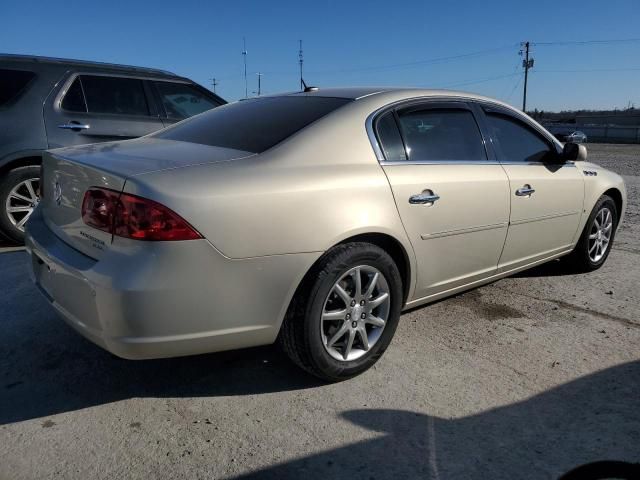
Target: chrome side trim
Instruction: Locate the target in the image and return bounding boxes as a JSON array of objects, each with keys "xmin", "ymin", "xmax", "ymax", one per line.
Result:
[
  {"xmin": 379, "ymin": 160, "xmax": 576, "ymax": 167},
  {"xmin": 510, "ymin": 211, "xmax": 580, "ymax": 226},
  {"xmin": 403, "ymin": 248, "xmax": 573, "ymax": 309},
  {"xmin": 420, "ymin": 222, "xmax": 508, "ymax": 240}
]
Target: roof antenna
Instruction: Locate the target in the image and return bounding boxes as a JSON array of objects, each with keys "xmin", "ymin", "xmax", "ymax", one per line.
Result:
[{"xmin": 301, "ymin": 78, "xmax": 318, "ymax": 93}]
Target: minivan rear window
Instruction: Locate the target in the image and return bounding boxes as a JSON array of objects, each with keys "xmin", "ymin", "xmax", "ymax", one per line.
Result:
[
  {"xmin": 154, "ymin": 96, "xmax": 352, "ymax": 153},
  {"xmin": 0, "ymin": 69, "xmax": 36, "ymax": 107}
]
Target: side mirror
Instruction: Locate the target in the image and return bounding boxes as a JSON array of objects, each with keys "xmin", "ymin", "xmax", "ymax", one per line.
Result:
[{"xmin": 562, "ymin": 143, "xmax": 587, "ymax": 162}]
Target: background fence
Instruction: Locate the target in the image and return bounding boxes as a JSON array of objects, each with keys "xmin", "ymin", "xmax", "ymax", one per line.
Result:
[{"xmin": 544, "ymin": 123, "xmax": 640, "ymax": 144}]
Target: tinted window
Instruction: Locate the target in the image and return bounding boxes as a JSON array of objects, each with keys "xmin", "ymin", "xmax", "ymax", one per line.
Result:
[
  {"xmin": 80, "ymin": 75, "xmax": 149, "ymax": 116},
  {"xmin": 0, "ymin": 69, "xmax": 36, "ymax": 107},
  {"xmin": 396, "ymin": 108, "xmax": 486, "ymax": 161},
  {"xmin": 155, "ymin": 96, "xmax": 352, "ymax": 153},
  {"xmin": 375, "ymin": 112, "xmax": 406, "ymax": 161},
  {"xmin": 155, "ymin": 82, "xmax": 220, "ymax": 120},
  {"xmin": 486, "ymin": 113, "xmax": 554, "ymax": 163},
  {"xmin": 61, "ymin": 77, "xmax": 87, "ymax": 112}
]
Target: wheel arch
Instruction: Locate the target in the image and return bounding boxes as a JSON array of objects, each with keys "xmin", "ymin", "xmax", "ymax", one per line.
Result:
[
  {"xmin": 335, "ymin": 233, "xmax": 412, "ymax": 304},
  {"xmin": 280, "ymin": 232, "xmax": 413, "ymax": 333},
  {"xmin": 603, "ymin": 187, "xmax": 623, "ymax": 223},
  {"xmin": 0, "ymin": 154, "xmax": 42, "ymax": 176}
]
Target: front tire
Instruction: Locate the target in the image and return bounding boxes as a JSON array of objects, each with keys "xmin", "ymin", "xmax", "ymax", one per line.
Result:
[
  {"xmin": 566, "ymin": 194, "xmax": 618, "ymax": 272},
  {"xmin": 0, "ymin": 165, "xmax": 41, "ymax": 244},
  {"xmin": 279, "ymin": 242, "xmax": 403, "ymax": 382}
]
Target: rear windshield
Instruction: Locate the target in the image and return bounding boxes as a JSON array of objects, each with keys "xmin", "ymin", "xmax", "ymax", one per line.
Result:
[
  {"xmin": 154, "ymin": 96, "xmax": 352, "ymax": 153},
  {"xmin": 0, "ymin": 69, "xmax": 36, "ymax": 107}
]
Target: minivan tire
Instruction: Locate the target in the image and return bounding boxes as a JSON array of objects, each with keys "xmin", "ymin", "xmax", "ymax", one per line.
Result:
[{"xmin": 0, "ymin": 165, "xmax": 41, "ymax": 244}]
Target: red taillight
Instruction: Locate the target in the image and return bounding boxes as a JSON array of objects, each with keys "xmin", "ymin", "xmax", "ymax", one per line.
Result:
[{"xmin": 81, "ymin": 188, "xmax": 202, "ymax": 241}]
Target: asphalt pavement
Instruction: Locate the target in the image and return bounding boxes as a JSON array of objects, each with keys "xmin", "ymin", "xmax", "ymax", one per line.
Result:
[{"xmin": 1, "ymin": 143, "xmax": 639, "ymax": 479}]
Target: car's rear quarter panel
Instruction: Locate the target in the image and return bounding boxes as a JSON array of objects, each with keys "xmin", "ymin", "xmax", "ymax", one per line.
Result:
[{"xmin": 124, "ymin": 99, "xmax": 415, "ymax": 258}]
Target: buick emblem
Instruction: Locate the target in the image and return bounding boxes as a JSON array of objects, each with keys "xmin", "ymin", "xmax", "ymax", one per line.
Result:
[{"xmin": 54, "ymin": 182, "xmax": 62, "ymax": 206}]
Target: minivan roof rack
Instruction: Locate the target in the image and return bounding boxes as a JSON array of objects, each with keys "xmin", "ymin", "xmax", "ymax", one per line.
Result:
[{"xmin": 0, "ymin": 53, "xmax": 179, "ymax": 77}]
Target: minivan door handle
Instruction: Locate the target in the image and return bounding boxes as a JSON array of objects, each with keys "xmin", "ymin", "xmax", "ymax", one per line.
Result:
[
  {"xmin": 515, "ymin": 184, "xmax": 535, "ymax": 197},
  {"xmin": 58, "ymin": 122, "xmax": 90, "ymax": 131},
  {"xmin": 409, "ymin": 191, "xmax": 440, "ymax": 204}
]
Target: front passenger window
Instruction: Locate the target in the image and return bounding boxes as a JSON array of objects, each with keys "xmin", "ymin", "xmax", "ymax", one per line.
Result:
[{"xmin": 486, "ymin": 113, "xmax": 555, "ymax": 163}]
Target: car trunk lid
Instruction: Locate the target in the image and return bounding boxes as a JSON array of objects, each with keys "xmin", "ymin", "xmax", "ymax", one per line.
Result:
[{"xmin": 39, "ymin": 138, "xmax": 252, "ymax": 259}]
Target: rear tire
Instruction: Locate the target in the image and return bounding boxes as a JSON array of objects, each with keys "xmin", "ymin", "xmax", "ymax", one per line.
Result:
[
  {"xmin": 0, "ymin": 165, "xmax": 41, "ymax": 244},
  {"xmin": 278, "ymin": 242, "xmax": 403, "ymax": 382},
  {"xmin": 565, "ymin": 195, "xmax": 618, "ymax": 272}
]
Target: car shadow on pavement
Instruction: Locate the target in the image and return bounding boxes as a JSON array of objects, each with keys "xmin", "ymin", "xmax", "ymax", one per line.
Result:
[
  {"xmin": 0, "ymin": 252, "xmax": 322, "ymax": 424},
  {"xmin": 230, "ymin": 361, "xmax": 640, "ymax": 479},
  {"xmin": 512, "ymin": 258, "xmax": 581, "ymax": 278}
]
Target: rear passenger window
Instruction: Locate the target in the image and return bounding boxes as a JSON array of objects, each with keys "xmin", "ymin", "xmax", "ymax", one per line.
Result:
[
  {"xmin": 485, "ymin": 113, "xmax": 554, "ymax": 163},
  {"xmin": 61, "ymin": 78, "xmax": 87, "ymax": 112},
  {"xmin": 375, "ymin": 112, "xmax": 407, "ymax": 161},
  {"xmin": 396, "ymin": 108, "xmax": 486, "ymax": 161},
  {"xmin": 0, "ymin": 69, "xmax": 36, "ymax": 107},
  {"xmin": 80, "ymin": 75, "xmax": 150, "ymax": 116},
  {"xmin": 155, "ymin": 82, "xmax": 220, "ymax": 120}
]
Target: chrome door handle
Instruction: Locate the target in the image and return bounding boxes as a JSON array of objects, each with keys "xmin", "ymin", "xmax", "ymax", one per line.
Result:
[
  {"xmin": 58, "ymin": 123, "xmax": 90, "ymax": 130},
  {"xmin": 515, "ymin": 185, "xmax": 535, "ymax": 196},
  {"xmin": 409, "ymin": 192, "xmax": 440, "ymax": 204}
]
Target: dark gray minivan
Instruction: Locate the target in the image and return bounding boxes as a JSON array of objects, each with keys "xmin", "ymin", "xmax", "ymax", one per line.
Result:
[{"xmin": 0, "ymin": 54, "xmax": 225, "ymax": 242}]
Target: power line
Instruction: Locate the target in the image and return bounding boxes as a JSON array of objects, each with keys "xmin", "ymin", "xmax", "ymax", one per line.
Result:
[
  {"xmin": 533, "ymin": 38, "xmax": 640, "ymax": 46},
  {"xmin": 533, "ymin": 67, "xmax": 640, "ymax": 73},
  {"xmin": 305, "ymin": 44, "xmax": 517, "ymax": 75},
  {"xmin": 442, "ymin": 71, "xmax": 521, "ymax": 88},
  {"xmin": 505, "ymin": 73, "xmax": 524, "ymax": 103}
]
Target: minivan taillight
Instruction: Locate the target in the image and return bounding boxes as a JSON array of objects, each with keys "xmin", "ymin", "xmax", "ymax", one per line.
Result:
[{"xmin": 81, "ymin": 188, "xmax": 202, "ymax": 241}]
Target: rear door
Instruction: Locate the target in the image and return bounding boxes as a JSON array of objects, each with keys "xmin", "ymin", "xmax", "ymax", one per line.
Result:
[
  {"xmin": 43, "ymin": 73, "xmax": 164, "ymax": 148},
  {"xmin": 480, "ymin": 105, "xmax": 585, "ymax": 271},
  {"xmin": 377, "ymin": 101, "xmax": 510, "ymax": 300},
  {"xmin": 151, "ymin": 80, "xmax": 224, "ymax": 127}
]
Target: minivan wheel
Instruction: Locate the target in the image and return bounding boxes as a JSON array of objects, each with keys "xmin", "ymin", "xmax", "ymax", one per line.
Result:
[
  {"xmin": 0, "ymin": 165, "xmax": 41, "ymax": 243},
  {"xmin": 279, "ymin": 242, "xmax": 403, "ymax": 382},
  {"xmin": 566, "ymin": 195, "xmax": 618, "ymax": 272}
]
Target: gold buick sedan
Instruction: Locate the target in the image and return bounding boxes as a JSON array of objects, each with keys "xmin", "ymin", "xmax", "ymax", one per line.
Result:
[{"xmin": 25, "ymin": 87, "xmax": 626, "ymax": 381}]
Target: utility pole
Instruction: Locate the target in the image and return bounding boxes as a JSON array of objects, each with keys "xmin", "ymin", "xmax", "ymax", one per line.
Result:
[
  {"xmin": 298, "ymin": 40, "xmax": 304, "ymax": 90},
  {"xmin": 210, "ymin": 78, "xmax": 218, "ymax": 94},
  {"xmin": 242, "ymin": 37, "xmax": 248, "ymax": 98},
  {"xmin": 256, "ymin": 72, "xmax": 263, "ymax": 96},
  {"xmin": 521, "ymin": 41, "xmax": 534, "ymax": 112}
]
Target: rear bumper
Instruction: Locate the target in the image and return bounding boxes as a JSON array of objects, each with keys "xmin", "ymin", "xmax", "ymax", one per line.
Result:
[{"xmin": 25, "ymin": 208, "xmax": 320, "ymax": 359}]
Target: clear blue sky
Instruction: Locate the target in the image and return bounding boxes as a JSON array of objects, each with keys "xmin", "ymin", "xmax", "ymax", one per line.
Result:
[{"xmin": 2, "ymin": 0, "xmax": 639, "ymax": 111}]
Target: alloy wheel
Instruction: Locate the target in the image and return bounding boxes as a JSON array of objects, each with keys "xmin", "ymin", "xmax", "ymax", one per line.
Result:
[
  {"xmin": 5, "ymin": 177, "xmax": 40, "ymax": 232},
  {"xmin": 321, "ymin": 265, "xmax": 391, "ymax": 362},
  {"xmin": 588, "ymin": 206, "xmax": 613, "ymax": 263}
]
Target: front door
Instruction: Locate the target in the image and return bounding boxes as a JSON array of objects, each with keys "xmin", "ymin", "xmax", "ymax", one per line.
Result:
[
  {"xmin": 375, "ymin": 102, "xmax": 510, "ymax": 300},
  {"xmin": 481, "ymin": 107, "xmax": 585, "ymax": 271},
  {"xmin": 44, "ymin": 73, "xmax": 164, "ymax": 149}
]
